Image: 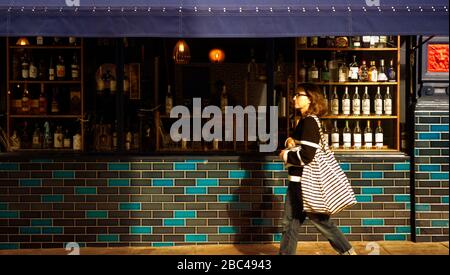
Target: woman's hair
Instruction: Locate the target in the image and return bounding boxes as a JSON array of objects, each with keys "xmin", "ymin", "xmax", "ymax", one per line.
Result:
[{"xmin": 297, "ymin": 84, "xmax": 328, "ymax": 117}]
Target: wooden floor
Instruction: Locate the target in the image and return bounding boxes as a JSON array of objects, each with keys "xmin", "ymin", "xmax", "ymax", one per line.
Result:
[{"xmin": 0, "ymin": 241, "xmax": 448, "ymax": 255}]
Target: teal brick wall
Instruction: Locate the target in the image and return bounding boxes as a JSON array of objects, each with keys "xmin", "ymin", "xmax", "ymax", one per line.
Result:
[
  {"xmin": 0, "ymin": 156, "xmax": 419, "ymax": 249},
  {"xmin": 414, "ymin": 104, "xmax": 449, "ymax": 242}
]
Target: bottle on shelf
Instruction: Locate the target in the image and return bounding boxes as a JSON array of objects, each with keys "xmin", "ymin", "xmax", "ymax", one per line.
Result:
[
  {"xmin": 68, "ymin": 37, "xmax": 77, "ymax": 46},
  {"xmin": 247, "ymin": 48, "xmax": 258, "ymax": 81},
  {"xmin": 342, "ymin": 86, "xmax": 351, "ymax": 115},
  {"xmin": 387, "ymin": 60, "xmax": 396, "ymax": 82},
  {"xmin": 338, "ymin": 61, "xmax": 348, "ymax": 83},
  {"xmin": 331, "ymin": 120, "xmax": 340, "ymax": 149},
  {"xmin": 353, "ymin": 121, "xmax": 362, "ymax": 149},
  {"xmin": 322, "ymin": 121, "xmax": 329, "ymax": 146},
  {"xmin": 320, "ymin": 60, "xmax": 330, "ymax": 82},
  {"xmin": 63, "ymin": 129, "xmax": 71, "ymax": 149},
  {"xmin": 309, "ymin": 59, "xmax": 320, "ymax": 82},
  {"xmin": 343, "ymin": 120, "xmax": 351, "ymax": 149},
  {"xmin": 362, "ymin": 36, "xmax": 371, "ymax": 48},
  {"xmin": 298, "ymin": 59, "xmax": 307, "ymax": 83},
  {"xmin": 378, "ymin": 36, "xmax": 387, "ymax": 48},
  {"xmin": 73, "ymin": 131, "xmax": 82, "ymax": 151},
  {"xmin": 38, "ymin": 59, "xmax": 46, "ymax": 80},
  {"xmin": 109, "ymin": 71, "xmax": 117, "ymax": 95},
  {"xmin": 48, "ymin": 56, "xmax": 55, "ymax": 81},
  {"xmin": 348, "ymin": 55, "xmax": 359, "ymax": 82},
  {"xmin": 43, "ymin": 121, "xmax": 51, "ymax": 149},
  {"xmin": 374, "ymin": 87, "xmax": 383, "ymax": 115},
  {"xmin": 21, "ymin": 122, "xmax": 30, "ymax": 149},
  {"xmin": 29, "ymin": 58, "xmax": 38, "ymax": 79},
  {"xmin": 358, "ymin": 60, "xmax": 369, "ymax": 82},
  {"xmin": 56, "ymin": 55, "xmax": 65, "ymax": 80},
  {"xmin": 375, "ymin": 120, "xmax": 384, "ymax": 149},
  {"xmin": 32, "ymin": 124, "xmax": 42, "ymax": 149},
  {"xmin": 322, "ymin": 86, "xmax": 329, "ymax": 113},
  {"xmin": 368, "ymin": 61, "xmax": 378, "ymax": 82},
  {"xmin": 125, "ymin": 130, "xmax": 132, "ymax": 151},
  {"xmin": 331, "ymin": 87, "xmax": 339, "ymax": 115},
  {"xmin": 21, "ymin": 88, "xmax": 30, "ymax": 114},
  {"xmin": 370, "ymin": 36, "xmax": 379, "ymax": 48},
  {"xmin": 112, "ymin": 120, "xmax": 118, "ymax": 150},
  {"xmin": 329, "ymin": 52, "xmax": 339, "ymax": 82},
  {"xmin": 21, "ymin": 52, "xmax": 30, "ymax": 80},
  {"xmin": 71, "ymin": 53, "xmax": 79, "ymax": 80},
  {"xmin": 351, "ymin": 36, "xmax": 362, "ymax": 48},
  {"xmin": 352, "ymin": 87, "xmax": 361, "ymax": 116},
  {"xmin": 51, "ymin": 89, "xmax": 60, "ymax": 114},
  {"xmin": 362, "ymin": 86, "xmax": 371, "ymax": 115},
  {"xmin": 298, "ymin": 37, "xmax": 308, "ymax": 48},
  {"xmin": 377, "ymin": 59, "xmax": 388, "ymax": 82},
  {"xmin": 364, "ymin": 120, "xmax": 373, "ymax": 149},
  {"xmin": 220, "ymin": 85, "xmax": 228, "ymax": 112},
  {"xmin": 10, "ymin": 130, "xmax": 21, "ymax": 150},
  {"xmin": 53, "ymin": 37, "xmax": 62, "ymax": 45},
  {"xmin": 38, "ymin": 86, "xmax": 47, "ymax": 114},
  {"xmin": 36, "ymin": 36, "xmax": 44, "ymax": 46},
  {"xmin": 326, "ymin": 36, "xmax": 335, "ymax": 48},
  {"xmin": 54, "ymin": 125, "xmax": 63, "ymax": 149},
  {"xmin": 384, "ymin": 87, "xmax": 392, "ymax": 115},
  {"xmin": 310, "ymin": 37, "xmax": 319, "ymax": 48}
]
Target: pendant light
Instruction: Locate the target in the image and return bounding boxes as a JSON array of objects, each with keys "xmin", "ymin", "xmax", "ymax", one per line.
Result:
[
  {"xmin": 173, "ymin": 39, "xmax": 191, "ymax": 64},
  {"xmin": 209, "ymin": 48, "xmax": 225, "ymax": 63},
  {"xmin": 16, "ymin": 37, "xmax": 30, "ymax": 46}
]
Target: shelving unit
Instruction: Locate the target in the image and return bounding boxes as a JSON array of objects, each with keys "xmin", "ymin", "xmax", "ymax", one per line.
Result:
[
  {"xmin": 294, "ymin": 36, "xmax": 401, "ymax": 152},
  {"xmin": 6, "ymin": 37, "xmax": 84, "ymax": 152}
]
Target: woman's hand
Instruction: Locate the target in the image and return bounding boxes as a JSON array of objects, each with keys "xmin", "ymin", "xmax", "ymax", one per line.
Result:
[
  {"xmin": 279, "ymin": 149, "xmax": 287, "ymax": 161},
  {"xmin": 285, "ymin": 137, "xmax": 296, "ymax": 149}
]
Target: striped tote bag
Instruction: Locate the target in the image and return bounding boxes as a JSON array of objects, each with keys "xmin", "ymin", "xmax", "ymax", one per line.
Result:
[{"xmin": 301, "ymin": 116, "xmax": 357, "ymax": 215}]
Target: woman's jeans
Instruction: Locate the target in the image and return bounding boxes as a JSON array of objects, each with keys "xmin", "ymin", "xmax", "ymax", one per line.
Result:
[{"xmin": 279, "ymin": 181, "xmax": 353, "ymax": 255}]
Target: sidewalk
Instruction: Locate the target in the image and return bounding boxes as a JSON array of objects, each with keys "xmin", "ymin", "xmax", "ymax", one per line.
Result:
[{"xmin": 0, "ymin": 241, "xmax": 448, "ymax": 255}]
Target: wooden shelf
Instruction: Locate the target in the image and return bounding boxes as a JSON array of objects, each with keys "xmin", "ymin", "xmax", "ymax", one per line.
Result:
[
  {"xmin": 10, "ymin": 80, "xmax": 81, "ymax": 84},
  {"xmin": 332, "ymin": 148, "xmax": 397, "ymax": 152},
  {"xmin": 297, "ymin": 47, "xmax": 398, "ymax": 51},
  {"xmin": 298, "ymin": 82, "xmax": 397, "ymax": 86},
  {"xmin": 10, "ymin": 45, "xmax": 81, "ymax": 50},
  {"xmin": 323, "ymin": 115, "xmax": 397, "ymax": 119},
  {"xmin": 10, "ymin": 148, "xmax": 81, "ymax": 152},
  {"xmin": 10, "ymin": 115, "xmax": 81, "ymax": 119}
]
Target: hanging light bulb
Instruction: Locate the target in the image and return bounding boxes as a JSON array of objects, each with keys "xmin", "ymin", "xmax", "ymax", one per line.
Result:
[
  {"xmin": 173, "ymin": 39, "xmax": 191, "ymax": 64},
  {"xmin": 209, "ymin": 48, "xmax": 225, "ymax": 63},
  {"xmin": 16, "ymin": 37, "xmax": 30, "ymax": 46}
]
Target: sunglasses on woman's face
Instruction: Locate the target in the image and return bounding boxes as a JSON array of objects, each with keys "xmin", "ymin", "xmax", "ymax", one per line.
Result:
[{"xmin": 294, "ymin": 93, "xmax": 308, "ymax": 99}]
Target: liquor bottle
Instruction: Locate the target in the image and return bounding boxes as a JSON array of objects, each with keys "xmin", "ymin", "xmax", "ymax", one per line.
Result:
[
  {"xmin": 54, "ymin": 126, "xmax": 63, "ymax": 149},
  {"xmin": 364, "ymin": 120, "xmax": 373, "ymax": 149},
  {"xmin": 342, "ymin": 86, "xmax": 351, "ymax": 115},
  {"xmin": 71, "ymin": 54, "xmax": 79, "ymax": 80},
  {"xmin": 36, "ymin": 36, "xmax": 44, "ymax": 45},
  {"xmin": 123, "ymin": 74, "xmax": 130, "ymax": 96},
  {"xmin": 331, "ymin": 120, "xmax": 340, "ymax": 149},
  {"xmin": 387, "ymin": 60, "xmax": 396, "ymax": 82},
  {"xmin": 310, "ymin": 37, "xmax": 319, "ymax": 48},
  {"xmin": 348, "ymin": 55, "xmax": 359, "ymax": 82},
  {"xmin": 48, "ymin": 56, "xmax": 55, "ymax": 81},
  {"xmin": 358, "ymin": 60, "xmax": 369, "ymax": 82},
  {"xmin": 352, "ymin": 87, "xmax": 361, "ymax": 116},
  {"xmin": 43, "ymin": 121, "xmax": 51, "ymax": 149},
  {"xmin": 374, "ymin": 87, "xmax": 383, "ymax": 115},
  {"xmin": 73, "ymin": 131, "xmax": 82, "ymax": 151},
  {"xmin": 362, "ymin": 86, "xmax": 371, "ymax": 115},
  {"xmin": 370, "ymin": 36, "xmax": 379, "ymax": 48},
  {"xmin": 220, "ymin": 85, "xmax": 228, "ymax": 112},
  {"xmin": 343, "ymin": 120, "xmax": 351, "ymax": 149},
  {"xmin": 309, "ymin": 59, "xmax": 319, "ymax": 82},
  {"xmin": 53, "ymin": 37, "xmax": 62, "ymax": 45},
  {"xmin": 63, "ymin": 129, "xmax": 71, "ymax": 148},
  {"xmin": 32, "ymin": 124, "xmax": 42, "ymax": 149},
  {"xmin": 351, "ymin": 36, "xmax": 361, "ymax": 48},
  {"xmin": 338, "ymin": 62, "xmax": 348, "ymax": 83},
  {"xmin": 68, "ymin": 37, "xmax": 77, "ymax": 46},
  {"xmin": 10, "ymin": 130, "xmax": 21, "ymax": 150},
  {"xmin": 298, "ymin": 37, "xmax": 307, "ymax": 48},
  {"xmin": 56, "ymin": 55, "xmax": 65, "ymax": 80},
  {"xmin": 38, "ymin": 59, "xmax": 47, "ymax": 80},
  {"xmin": 321, "ymin": 60, "xmax": 330, "ymax": 82},
  {"xmin": 368, "ymin": 61, "xmax": 378, "ymax": 82},
  {"xmin": 125, "ymin": 131, "xmax": 132, "ymax": 151},
  {"xmin": 362, "ymin": 36, "xmax": 371, "ymax": 48},
  {"xmin": 29, "ymin": 58, "xmax": 38, "ymax": 79},
  {"xmin": 21, "ymin": 122, "xmax": 30, "ymax": 149},
  {"xmin": 326, "ymin": 36, "xmax": 335, "ymax": 48},
  {"xmin": 51, "ymin": 90, "xmax": 60, "ymax": 114},
  {"xmin": 109, "ymin": 71, "xmax": 117, "ymax": 95},
  {"xmin": 353, "ymin": 121, "xmax": 362, "ymax": 149},
  {"xmin": 21, "ymin": 89, "xmax": 30, "ymax": 114},
  {"xmin": 247, "ymin": 49, "xmax": 258, "ymax": 81},
  {"xmin": 166, "ymin": 85, "xmax": 174, "ymax": 115},
  {"xmin": 112, "ymin": 120, "xmax": 118, "ymax": 150},
  {"xmin": 329, "ymin": 52, "xmax": 339, "ymax": 82},
  {"xmin": 21, "ymin": 52, "xmax": 30, "ymax": 80},
  {"xmin": 384, "ymin": 87, "xmax": 392, "ymax": 115},
  {"xmin": 298, "ymin": 59, "xmax": 307, "ymax": 83},
  {"xmin": 322, "ymin": 121, "xmax": 329, "ymax": 146},
  {"xmin": 38, "ymin": 87, "xmax": 47, "ymax": 114},
  {"xmin": 375, "ymin": 120, "xmax": 384, "ymax": 149},
  {"xmin": 322, "ymin": 86, "xmax": 329, "ymax": 113},
  {"xmin": 377, "ymin": 59, "xmax": 388, "ymax": 82},
  {"xmin": 331, "ymin": 87, "xmax": 339, "ymax": 115}
]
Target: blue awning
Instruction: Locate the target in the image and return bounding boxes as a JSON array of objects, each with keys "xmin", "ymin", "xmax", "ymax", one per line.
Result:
[{"xmin": 0, "ymin": 1, "xmax": 448, "ymax": 37}]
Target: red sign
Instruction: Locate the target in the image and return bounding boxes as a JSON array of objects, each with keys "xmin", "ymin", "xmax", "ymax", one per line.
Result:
[{"xmin": 427, "ymin": 44, "xmax": 449, "ymax": 73}]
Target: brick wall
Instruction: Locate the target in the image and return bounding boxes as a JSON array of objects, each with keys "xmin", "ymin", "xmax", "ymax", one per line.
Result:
[
  {"xmin": 414, "ymin": 101, "xmax": 449, "ymax": 242},
  {"xmin": 0, "ymin": 155, "xmax": 413, "ymax": 250}
]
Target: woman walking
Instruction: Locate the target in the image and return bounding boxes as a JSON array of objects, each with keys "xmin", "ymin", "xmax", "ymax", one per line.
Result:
[{"xmin": 278, "ymin": 84, "xmax": 357, "ymax": 255}]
